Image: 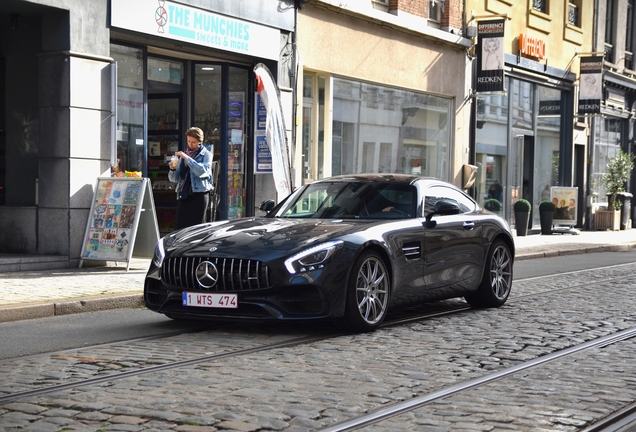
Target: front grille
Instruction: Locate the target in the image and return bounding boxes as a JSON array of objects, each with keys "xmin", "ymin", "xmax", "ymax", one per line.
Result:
[{"xmin": 162, "ymin": 256, "xmax": 274, "ymax": 291}]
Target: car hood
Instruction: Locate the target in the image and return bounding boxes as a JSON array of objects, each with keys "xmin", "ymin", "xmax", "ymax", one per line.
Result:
[{"xmin": 163, "ymin": 217, "xmax": 371, "ymax": 260}]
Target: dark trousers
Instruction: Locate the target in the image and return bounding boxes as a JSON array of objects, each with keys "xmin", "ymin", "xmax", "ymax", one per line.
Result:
[{"xmin": 175, "ymin": 192, "xmax": 209, "ymax": 230}]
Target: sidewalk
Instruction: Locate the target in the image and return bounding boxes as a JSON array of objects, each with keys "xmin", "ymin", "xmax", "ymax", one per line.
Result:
[{"xmin": 1, "ymin": 229, "xmax": 636, "ymax": 323}]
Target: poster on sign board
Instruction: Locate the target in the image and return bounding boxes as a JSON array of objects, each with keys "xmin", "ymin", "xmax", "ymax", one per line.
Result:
[
  {"xmin": 80, "ymin": 177, "xmax": 159, "ymax": 270},
  {"xmin": 551, "ymin": 186, "xmax": 578, "ymax": 226}
]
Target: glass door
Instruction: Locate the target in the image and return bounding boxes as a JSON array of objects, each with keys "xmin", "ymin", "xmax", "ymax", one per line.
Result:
[
  {"xmin": 193, "ymin": 64, "xmax": 222, "ymax": 160},
  {"xmin": 509, "ymin": 135, "xmax": 525, "ymax": 224},
  {"xmin": 226, "ymin": 66, "xmax": 249, "ymax": 219},
  {"xmin": 147, "ymin": 56, "xmax": 184, "ymax": 235},
  {"xmin": 148, "ymin": 94, "xmax": 182, "ymax": 234},
  {"xmin": 193, "ymin": 63, "xmax": 222, "ymax": 222},
  {"xmin": 194, "ymin": 64, "xmax": 249, "ymax": 220}
]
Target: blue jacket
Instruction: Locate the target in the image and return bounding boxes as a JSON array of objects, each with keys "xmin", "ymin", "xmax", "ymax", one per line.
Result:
[{"xmin": 168, "ymin": 146, "xmax": 214, "ymax": 194}]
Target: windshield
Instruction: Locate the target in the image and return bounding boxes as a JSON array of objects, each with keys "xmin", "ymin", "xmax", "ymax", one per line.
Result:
[{"xmin": 272, "ymin": 181, "xmax": 416, "ymax": 219}]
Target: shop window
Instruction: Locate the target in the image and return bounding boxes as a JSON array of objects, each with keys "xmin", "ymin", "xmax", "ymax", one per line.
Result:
[
  {"xmin": 592, "ymin": 118, "xmax": 623, "ymax": 201},
  {"xmin": 111, "ymin": 44, "xmax": 145, "ymax": 177},
  {"xmin": 512, "ymin": 80, "xmax": 534, "ymax": 131},
  {"xmin": 475, "ymin": 89, "xmax": 509, "ymax": 216},
  {"xmin": 302, "ymin": 72, "xmax": 326, "ymax": 183},
  {"xmin": 303, "ymin": 74, "xmax": 452, "ymax": 183},
  {"xmin": 194, "ymin": 64, "xmax": 222, "ymax": 161},
  {"xmin": 148, "ymin": 57, "xmax": 183, "ymax": 85},
  {"xmin": 536, "ymin": 86, "xmax": 562, "ymax": 225},
  {"xmin": 332, "ymin": 77, "xmax": 451, "ymax": 180}
]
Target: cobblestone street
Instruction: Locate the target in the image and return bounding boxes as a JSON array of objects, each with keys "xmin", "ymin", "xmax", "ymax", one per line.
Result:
[{"xmin": 1, "ymin": 262, "xmax": 635, "ymax": 430}]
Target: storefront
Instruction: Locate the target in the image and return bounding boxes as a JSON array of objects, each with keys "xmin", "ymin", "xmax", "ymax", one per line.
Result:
[
  {"xmin": 474, "ymin": 53, "xmax": 576, "ymax": 229},
  {"xmin": 588, "ymin": 71, "xmax": 636, "ymax": 227},
  {"xmin": 296, "ymin": 2, "xmax": 471, "ymax": 188},
  {"xmin": 110, "ymin": 0, "xmax": 294, "ymax": 234},
  {"xmin": 0, "ymin": 0, "xmax": 295, "ymax": 263}
]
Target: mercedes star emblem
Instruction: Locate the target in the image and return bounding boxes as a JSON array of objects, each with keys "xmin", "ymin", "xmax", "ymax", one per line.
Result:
[{"xmin": 195, "ymin": 261, "xmax": 218, "ymax": 289}]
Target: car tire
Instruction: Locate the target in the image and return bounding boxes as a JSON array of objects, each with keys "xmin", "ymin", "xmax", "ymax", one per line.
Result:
[
  {"xmin": 343, "ymin": 250, "xmax": 390, "ymax": 332},
  {"xmin": 465, "ymin": 239, "xmax": 513, "ymax": 308}
]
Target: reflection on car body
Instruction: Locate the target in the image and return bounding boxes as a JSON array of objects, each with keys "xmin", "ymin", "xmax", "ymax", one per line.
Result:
[{"xmin": 144, "ymin": 174, "xmax": 515, "ymax": 332}]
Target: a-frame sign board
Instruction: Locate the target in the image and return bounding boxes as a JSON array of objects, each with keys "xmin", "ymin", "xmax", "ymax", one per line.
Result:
[{"xmin": 79, "ymin": 177, "xmax": 160, "ymax": 271}]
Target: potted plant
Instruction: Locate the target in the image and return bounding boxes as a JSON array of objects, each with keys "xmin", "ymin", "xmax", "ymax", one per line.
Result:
[
  {"xmin": 513, "ymin": 199, "xmax": 531, "ymax": 236},
  {"xmin": 539, "ymin": 200, "xmax": 555, "ymax": 235},
  {"xmin": 596, "ymin": 150, "xmax": 636, "ymax": 231},
  {"xmin": 484, "ymin": 198, "xmax": 502, "ymax": 213}
]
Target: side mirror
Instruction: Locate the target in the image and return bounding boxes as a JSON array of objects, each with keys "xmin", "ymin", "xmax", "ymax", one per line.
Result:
[
  {"xmin": 434, "ymin": 200, "xmax": 461, "ymax": 216},
  {"xmin": 423, "ymin": 200, "xmax": 461, "ymax": 228},
  {"xmin": 259, "ymin": 199, "xmax": 276, "ymax": 213}
]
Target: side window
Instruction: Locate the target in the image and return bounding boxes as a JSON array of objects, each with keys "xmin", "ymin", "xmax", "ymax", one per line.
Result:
[
  {"xmin": 285, "ymin": 189, "xmax": 329, "ymax": 216},
  {"xmin": 424, "ymin": 185, "xmax": 476, "ymax": 217}
]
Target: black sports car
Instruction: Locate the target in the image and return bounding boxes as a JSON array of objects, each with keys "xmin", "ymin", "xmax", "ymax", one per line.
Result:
[{"xmin": 144, "ymin": 174, "xmax": 514, "ymax": 332}]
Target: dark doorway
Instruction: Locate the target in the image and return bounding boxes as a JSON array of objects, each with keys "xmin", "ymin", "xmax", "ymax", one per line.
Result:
[
  {"xmin": 148, "ymin": 93, "xmax": 183, "ymax": 236},
  {"xmin": 522, "ymin": 136, "xmax": 535, "ymax": 227},
  {"xmin": 574, "ymin": 144, "xmax": 585, "ymax": 227},
  {"xmin": 0, "ymin": 58, "xmax": 4, "ymax": 205}
]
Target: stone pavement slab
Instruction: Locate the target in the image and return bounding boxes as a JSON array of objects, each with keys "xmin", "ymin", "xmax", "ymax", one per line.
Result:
[
  {"xmin": 0, "ymin": 259, "xmax": 150, "ymax": 323},
  {"xmin": 513, "ymin": 227, "xmax": 636, "ymax": 259}
]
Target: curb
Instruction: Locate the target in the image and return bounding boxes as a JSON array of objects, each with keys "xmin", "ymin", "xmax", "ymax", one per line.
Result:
[
  {"xmin": 0, "ymin": 294, "xmax": 144, "ymax": 324},
  {"xmin": 2, "ymin": 244, "xmax": 635, "ymax": 324},
  {"xmin": 515, "ymin": 243, "xmax": 636, "ymax": 261}
]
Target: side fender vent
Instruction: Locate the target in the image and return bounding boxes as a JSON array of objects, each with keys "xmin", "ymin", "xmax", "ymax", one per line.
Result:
[{"xmin": 402, "ymin": 242, "xmax": 421, "ymax": 259}]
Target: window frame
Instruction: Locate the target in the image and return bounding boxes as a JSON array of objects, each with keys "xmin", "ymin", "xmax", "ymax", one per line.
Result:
[
  {"xmin": 567, "ymin": 0, "xmax": 581, "ymax": 27},
  {"xmin": 424, "ymin": 185, "xmax": 477, "ymax": 217},
  {"xmin": 428, "ymin": 0, "xmax": 443, "ymax": 23},
  {"xmin": 605, "ymin": 0, "xmax": 616, "ymax": 64},
  {"xmin": 626, "ymin": 0, "xmax": 635, "ymax": 70},
  {"xmin": 531, "ymin": 0, "xmax": 549, "ymax": 14}
]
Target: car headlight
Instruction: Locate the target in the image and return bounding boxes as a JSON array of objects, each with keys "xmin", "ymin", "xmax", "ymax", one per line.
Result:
[
  {"xmin": 284, "ymin": 240, "xmax": 343, "ymax": 274},
  {"xmin": 152, "ymin": 238, "xmax": 165, "ymax": 267}
]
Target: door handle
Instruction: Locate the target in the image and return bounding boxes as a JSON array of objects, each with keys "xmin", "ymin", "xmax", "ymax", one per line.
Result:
[{"xmin": 463, "ymin": 221, "xmax": 475, "ymax": 230}]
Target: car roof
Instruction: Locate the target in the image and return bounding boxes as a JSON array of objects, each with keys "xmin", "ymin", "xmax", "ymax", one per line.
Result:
[{"xmin": 310, "ymin": 174, "xmax": 443, "ymax": 186}]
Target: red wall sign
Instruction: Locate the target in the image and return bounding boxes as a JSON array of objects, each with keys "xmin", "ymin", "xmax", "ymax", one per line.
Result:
[{"xmin": 519, "ymin": 34, "xmax": 546, "ymax": 60}]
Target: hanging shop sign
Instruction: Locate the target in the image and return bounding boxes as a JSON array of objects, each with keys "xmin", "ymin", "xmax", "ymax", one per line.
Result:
[
  {"xmin": 111, "ymin": 0, "xmax": 280, "ymax": 61},
  {"xmin": 578, "ymin": 56, "xmax": 603, "ymax": 115},
  {"xmin": 476, "ymin": 19, "xmax": 506, "ymax": 93}
]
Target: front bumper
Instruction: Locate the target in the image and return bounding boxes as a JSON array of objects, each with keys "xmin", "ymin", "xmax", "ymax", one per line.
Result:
[{"xmin": 143, "ymin": 259, "xmax": 349, "ymax": 321}]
